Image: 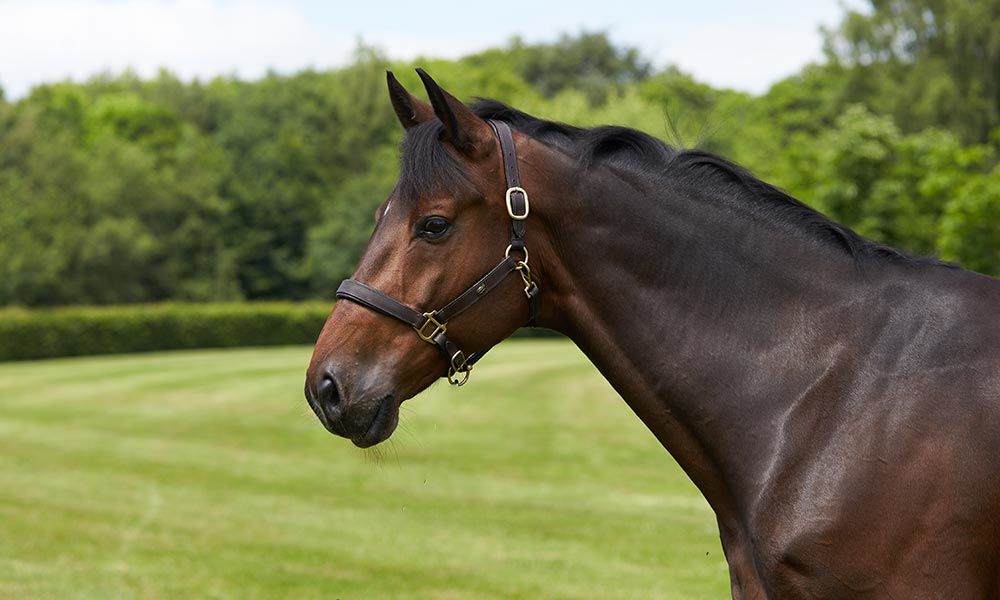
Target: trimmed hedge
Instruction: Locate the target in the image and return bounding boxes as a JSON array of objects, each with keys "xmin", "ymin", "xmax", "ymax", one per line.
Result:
[
  {"xmin": 0, "ymin": 302, "xmax": 332, "ymax": 361},
  {"xmin": 0, "ymin": 302, "xmax": 561, "ymax": 361}
]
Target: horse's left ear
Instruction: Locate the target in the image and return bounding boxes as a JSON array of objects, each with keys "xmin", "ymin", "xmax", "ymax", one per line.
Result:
[
  {"xmin": 387, "ymin": 71, "xmax": 434, "ymax": 130},
  {"xmin": 416, "ymin": 68, "xmax": 493, "ymax": 158}
]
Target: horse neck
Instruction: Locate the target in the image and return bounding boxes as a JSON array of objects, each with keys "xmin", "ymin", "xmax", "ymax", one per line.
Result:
[{"xmin": 530, "ymin": 159, "xmax": 880, "ymax": 523}]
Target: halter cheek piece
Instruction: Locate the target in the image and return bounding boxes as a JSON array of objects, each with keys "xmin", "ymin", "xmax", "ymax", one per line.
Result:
[{"xmin": 335, "ymin": 120, "xmax": 539, "ymax": 386}]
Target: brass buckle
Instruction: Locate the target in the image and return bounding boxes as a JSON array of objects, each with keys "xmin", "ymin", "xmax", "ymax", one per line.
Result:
[
  {"xmin": 414, "ymin": 311, "xmax": 446, "ymax": 343},
  {"xmin": 505, "ymin": 187, "xmax": 529, "ymax": 220}
]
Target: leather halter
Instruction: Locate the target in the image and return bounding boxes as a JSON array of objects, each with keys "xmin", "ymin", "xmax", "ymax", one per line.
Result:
[{"xmin": 335, "ymin": 120, "xmax": 539, "ymax": 386}]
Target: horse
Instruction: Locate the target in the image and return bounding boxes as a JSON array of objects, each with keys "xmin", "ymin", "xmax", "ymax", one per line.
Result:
[{"xmin": 305, "ymin": 69, "xmax": 1000, "ymax": 598}]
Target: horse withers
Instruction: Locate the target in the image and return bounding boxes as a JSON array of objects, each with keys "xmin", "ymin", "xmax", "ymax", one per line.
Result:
[{"xmin": 305, "ymin": 70, "xmax": 1000, "ymax": 598}]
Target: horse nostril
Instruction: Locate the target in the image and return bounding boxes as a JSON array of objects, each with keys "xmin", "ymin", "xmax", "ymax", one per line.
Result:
[{"xmin": 317, "ymin": 366, "xmax": 341, "ymax": 410}]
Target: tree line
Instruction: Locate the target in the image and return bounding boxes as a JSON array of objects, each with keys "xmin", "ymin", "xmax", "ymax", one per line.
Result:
[{"xmin": 1, "ymin": 0, "xmax": 997, "ymax": 307}]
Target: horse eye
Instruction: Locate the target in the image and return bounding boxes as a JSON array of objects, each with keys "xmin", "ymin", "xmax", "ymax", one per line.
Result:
[{"xmin": 419, "ymin": 216, "xmax": 452, "ymax": 239}]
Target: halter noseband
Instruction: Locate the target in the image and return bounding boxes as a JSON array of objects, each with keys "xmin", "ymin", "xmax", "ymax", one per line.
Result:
[{"xmin": 335, "ymin": 120, "xmax": 539, "ymax": 386}]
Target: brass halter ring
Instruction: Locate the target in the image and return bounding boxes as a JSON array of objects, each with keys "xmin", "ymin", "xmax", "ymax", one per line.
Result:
[
  {"xmin": 505, "ymin": 244, "xmax": 529, "ymax": 264},
  {"xmin": 448, "ymin": 350, "xmax": 472, "ymax": 386},
  {"xmin": 447, "ymin": 368, "xmax": 471, "ymax": 386}
]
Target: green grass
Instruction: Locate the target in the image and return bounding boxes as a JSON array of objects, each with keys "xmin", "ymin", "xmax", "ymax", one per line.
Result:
[{"xmin": 0, "ymin": 340, "xmax": 729, "ymax": 599}]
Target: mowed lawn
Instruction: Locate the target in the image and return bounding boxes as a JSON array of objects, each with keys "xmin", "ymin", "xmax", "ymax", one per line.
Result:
[{"xmin": 0, "ymin": 340, "xmax": 729, "ymax": 599}]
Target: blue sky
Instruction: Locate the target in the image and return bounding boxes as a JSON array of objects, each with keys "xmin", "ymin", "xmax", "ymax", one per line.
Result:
[{"xmin": 0, "ymin": 0, "xmax": 865, "ymax": 99}]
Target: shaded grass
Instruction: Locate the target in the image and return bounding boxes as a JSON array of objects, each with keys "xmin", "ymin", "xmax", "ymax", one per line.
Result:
[{"xmin": 0, "ymin": 341, "xmax": 729, "ymax": 599}]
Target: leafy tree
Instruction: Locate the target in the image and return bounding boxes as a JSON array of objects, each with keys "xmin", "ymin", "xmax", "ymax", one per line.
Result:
[
  {"xmin": 2, "ymin": 15, "xmax": 1000, "ymax": 308},
  {"xmin": 0, "ymin": 85, "xmax": 90, "ymax": 305},
  {"xmin": 464, "ymin": 32, "xmax": 651, "ymax": 105},
  {"xmin": 638, "ymin": 66, "xmax": 750, "ymax": 154},
  {"xmin": 305, "ymin": 144, "xmax": 398, "ymax": 296},
  {"xmin": 937, "ymin": 165, "xmax": 1000, "ymax": 274},
  {"xmin": 823, "ymin": 0, "xmax": 1000, "ymax": 143},
  {"xmin": 784, "ymin": 104, "xmax": 997, "ymax": 258},
  {"xmin": 0, "ymin": 83, "xmax": 236, "ymax": 305}
]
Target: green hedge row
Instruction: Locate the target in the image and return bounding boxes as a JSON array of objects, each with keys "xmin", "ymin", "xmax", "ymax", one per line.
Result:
[
  {"xmin": 0, "ymin": 302, "xmax": 561, "ymax": 361},
  {"xmin": 0, "ymin": 302, "xmax": 332, "ymax": 361}
]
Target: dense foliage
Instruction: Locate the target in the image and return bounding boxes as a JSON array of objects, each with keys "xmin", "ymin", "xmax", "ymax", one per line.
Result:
[
  {"xmin": 0, "ymin": 302, "xmax": 332, "ymax": 360},
  {"xmin": 1, "ymin": 0, "xmax": 998, "ymax": 308},
  {"xmin": 0, "ymin": 300, "xmax": 557, "ymax": 360}
]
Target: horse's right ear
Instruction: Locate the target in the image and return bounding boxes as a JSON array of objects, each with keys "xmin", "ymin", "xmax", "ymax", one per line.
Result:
[
  {"xmin": 416, "ymin": 68, "xmax": 493, "ymax": 158},
  {"xmin": 387, "ymin": 71, "xmax": 434, "ymax": 130}
]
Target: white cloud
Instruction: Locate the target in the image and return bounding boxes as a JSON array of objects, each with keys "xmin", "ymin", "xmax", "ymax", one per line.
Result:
[{"xmin": 0, "ymin": 0, "xmax": 351, "ymax": 98}]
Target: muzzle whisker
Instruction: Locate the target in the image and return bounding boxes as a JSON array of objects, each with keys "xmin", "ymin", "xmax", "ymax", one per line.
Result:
[
  {"xmin": 396, "ymin": 409, "xmax": 423, "ymax": 446},
  {"xmin": 362, "ymin": 445, "xmax": 387, "ymax": 468}
]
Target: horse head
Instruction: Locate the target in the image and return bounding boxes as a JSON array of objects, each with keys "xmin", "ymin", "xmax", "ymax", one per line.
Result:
[{"xmin": 305, "ymin": 70, "xmax": 544, "ymax": 447}]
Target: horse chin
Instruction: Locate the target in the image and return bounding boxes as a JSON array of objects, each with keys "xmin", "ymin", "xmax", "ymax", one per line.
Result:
[{"xmin": 351, "ymin": 393, "xmax": 399, "ymax": 448}]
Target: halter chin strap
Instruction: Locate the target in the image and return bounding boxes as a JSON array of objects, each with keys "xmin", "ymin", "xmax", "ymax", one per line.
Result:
[{"xmin": 335, "ymin": 120, "xmax": 539, "ymax": 386}]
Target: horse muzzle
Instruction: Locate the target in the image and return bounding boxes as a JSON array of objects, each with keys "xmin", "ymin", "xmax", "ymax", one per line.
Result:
[{"xmin": 305, "ymin": 365, "xmax": 399, "ymax": 448}]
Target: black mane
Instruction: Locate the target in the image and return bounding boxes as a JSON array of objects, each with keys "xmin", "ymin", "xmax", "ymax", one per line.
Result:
[{"xmin": 398, "ymin": 99, "xmax": 947, "ymax": 268}]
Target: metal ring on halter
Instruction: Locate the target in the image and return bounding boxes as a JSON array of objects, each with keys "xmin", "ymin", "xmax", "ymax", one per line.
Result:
[
  {"xmin": 450, "ymin": 350, "xmax": 468, "ymax": 372},
  {"xmin": 448, "ymin": 364, "xmax": 472, "ymax": 386},
  {"xmin": 505, "ymin": 244, "xmax": 529, "ymax": 263}
]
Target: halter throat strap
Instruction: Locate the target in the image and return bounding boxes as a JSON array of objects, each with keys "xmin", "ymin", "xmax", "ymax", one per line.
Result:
[{"xmin": 335, "ymin": 119, "xmax": 539, "ymax": 385}]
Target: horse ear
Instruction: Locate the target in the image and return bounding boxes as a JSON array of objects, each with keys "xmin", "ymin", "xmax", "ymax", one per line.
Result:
[
  {"xmin": 416, "ymin": 68, "xmax": 492, "ymax": 157},
  {"xmin": 386, "ymin": 71, "xmax": 434, "ymax": 130}
]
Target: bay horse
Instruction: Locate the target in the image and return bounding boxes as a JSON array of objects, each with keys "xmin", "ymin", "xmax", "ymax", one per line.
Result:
[{"xmin": 305, "ymin": 69, "xmax": 1000, "ymax": 598}]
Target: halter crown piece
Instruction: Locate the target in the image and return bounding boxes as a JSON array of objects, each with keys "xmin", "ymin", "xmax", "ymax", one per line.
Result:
[{"xmin": 335, "ymin": 120, "xmax": 540, "ymax": 386}]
